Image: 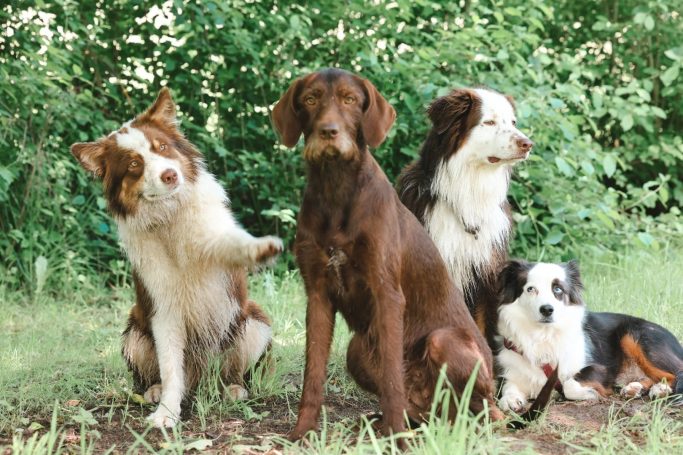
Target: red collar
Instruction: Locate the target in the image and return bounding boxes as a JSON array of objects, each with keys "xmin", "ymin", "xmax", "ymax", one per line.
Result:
[{"xmin": 503, "ymin": 337, "xmax": 562, "ymax": 392}]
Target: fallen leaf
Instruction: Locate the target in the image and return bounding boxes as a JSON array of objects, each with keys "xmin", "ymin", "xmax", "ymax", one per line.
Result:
[
  {"xmin": 184, "ymin": 439, "xmax": 213, "ymax": 451},
  {"xmin": 64, "ymin": 428, "xmax": 80, "ymax": 444},
  {"xmin": 65, "ymin": 399, "xmax": 81, "ymax": 407}
]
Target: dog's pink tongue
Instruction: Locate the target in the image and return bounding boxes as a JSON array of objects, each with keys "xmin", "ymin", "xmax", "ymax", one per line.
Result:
[{"xmin": 487, "ymin": 157, "xmax": 501, "ymax": 163}]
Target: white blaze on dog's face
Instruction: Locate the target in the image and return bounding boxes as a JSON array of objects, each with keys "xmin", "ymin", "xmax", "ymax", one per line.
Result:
[
  {"xmin": 70, "ymin": 88, "xmax": 201, "ymax": 220},
  {"xmin": 114, "ymin": 123, "xmax": 184, "ymax": 201},
  {"xmin": 463, "ymin": 89, "xmax": 533, "ymax": 166},
  {"xmin": 500, "ymin": 261, "xmax": 585, "ymax": 326}
]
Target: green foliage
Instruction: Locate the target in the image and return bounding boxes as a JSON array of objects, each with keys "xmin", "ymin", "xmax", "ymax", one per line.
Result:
[{"xmin": 1, "ymin": 0, "xmax": 681, "ymax": 288}]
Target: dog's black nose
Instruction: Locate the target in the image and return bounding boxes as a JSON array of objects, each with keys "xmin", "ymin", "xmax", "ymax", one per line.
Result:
[
  {"xmin": 319, "ymin": 123, "xmax": 339, "ymax": 140},
  {"xmin": 539, "ymin": 305, "xmax": 554, "ymax": 317}
]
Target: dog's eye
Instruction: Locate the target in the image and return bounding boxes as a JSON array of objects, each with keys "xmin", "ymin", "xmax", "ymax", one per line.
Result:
[
  {"xmin": 553, "ymin": 286, "xmax": 564, "ymax": 297},
  {"xmin": 159, "ymin": 144, "xmax": 167, "ymax": 151},
  {"xmin": 483, "ymin": 120, "xmax": 496, "ymax": 126},
  {"xmin": 526, "ymin": 286, "xmax": 536, "ymax": 293},
  {"xmin": 304, "ymin": 96, "xmax": 316, "ymax": 106},
  {"xmin": 512, "ymin": 120, "xmax": 517, "ymax": 126},
  {"xmin": 343, "ymin": 95, "xmax": 356, "ymax": 105},
  {"xmin": 128, "ymin": 160, "xmax": 140, "ymax": 169}
]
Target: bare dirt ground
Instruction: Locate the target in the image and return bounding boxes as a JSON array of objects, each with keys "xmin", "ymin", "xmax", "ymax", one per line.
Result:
[{"xmin": 5, "ymin": 393, "xmax": 680, "ymax": 454}]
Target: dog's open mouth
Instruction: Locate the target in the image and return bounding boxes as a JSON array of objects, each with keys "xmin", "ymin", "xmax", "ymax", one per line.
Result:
[
  {"xmin": 141, "ymin": 188, "xmax": 179, "ymax": 201},
  {"xmin": 487, "ymin": 153, "xmax": 529, "ymax": 164}
]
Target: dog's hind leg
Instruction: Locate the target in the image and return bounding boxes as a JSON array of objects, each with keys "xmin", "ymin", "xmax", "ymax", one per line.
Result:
[
  {"xmin": 620, "ymin": 330, "xmax": 683, "ymax": 398},
  {"xmin": 222, "ymin": 301, "xmax": 272, "ymax": 399},
  {"xmin": 346, "ymin": 333, "xmax": 381, "ymax": 395},
  {"xmin": 121, "ymin": 320, "xmax": 160, "ymax": 398},
  {"xmin": 425, "ymin": 328, "xmax": 504, "ymax": 421}
]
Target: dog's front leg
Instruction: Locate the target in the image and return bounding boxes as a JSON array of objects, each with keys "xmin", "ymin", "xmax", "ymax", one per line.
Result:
[
  {"xmin": 199, "ymin": 221, "xmax": 283, "ymax": 268},
  {"xmin": 147, "ymin": 310, "xmax": 186, "ymax": 428},
  {"xmin": 374, "ymin": 284, "xmax": 408, "ymax": 435},
  {"xmin": 288, "ymin": 290, "xmax": 335, "ymax": 441}
]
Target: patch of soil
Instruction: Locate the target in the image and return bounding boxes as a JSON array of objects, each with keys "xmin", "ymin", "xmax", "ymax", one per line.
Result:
[{"xmin": 3, "ymin": 394, "xmax": 681, "ymax": 454}]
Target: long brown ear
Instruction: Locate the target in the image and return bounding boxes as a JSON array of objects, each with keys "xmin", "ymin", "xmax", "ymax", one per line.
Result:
[
  {"xmin": 144, "ymin": 87, "xmax": 177, "ymax": 125},
  {"xmin": 427, "ymin": 89, "xmax": 476, "ymax": 135},
  {"xmin": 272, "ymin": 78, "xmax": 304, "ymax": 148},
  {"xmin": 71, "ymin": 142, "xmax": 107, "ymax": 177},
  {"xmin": 361, "ymin": 78, "xmax": 396, "ymax": 148}
]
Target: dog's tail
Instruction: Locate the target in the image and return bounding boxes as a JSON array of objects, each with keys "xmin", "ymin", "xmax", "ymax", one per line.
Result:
[{"xmin": 507, "ymin": 365, "xmax": 559, "ymax": 429}]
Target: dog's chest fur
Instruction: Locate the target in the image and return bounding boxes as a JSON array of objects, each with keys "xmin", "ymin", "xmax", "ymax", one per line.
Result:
[
  {"xmin": 118, "ymin": 172, "xmax": 241, "ymax": 344},
  {"xmin": 425, "ymin": 157, "xmax": 511, "ymax": 294}
]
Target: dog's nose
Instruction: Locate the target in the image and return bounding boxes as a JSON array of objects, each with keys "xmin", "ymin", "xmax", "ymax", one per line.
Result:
[
  {"xmin": 319, "ymin": 123, "xmax": 339, "ymax": 140},
  {"xmin": 161, "ymin": 169, "xmax": 178, "ymax": 185},
  {"xmin": 539, "ymin": 304, "xmax": 554, "ymax": 317},
  {"xmin": 516, "ymin": 137, "xmax": 533, "ymax": 152}
]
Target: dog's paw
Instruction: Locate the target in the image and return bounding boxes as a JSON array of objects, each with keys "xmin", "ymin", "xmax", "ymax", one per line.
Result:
[
  {"xmin": 143, "ymin": 384, "xmax": 163, "ymax": 404},
  {"xmin": 649, "ymin": 382, "xmax": 672, "ymax": 399},
  {"xmin": 499, "ymin": 392, "xmax": 528, "ymax": 413},
  {"xmin": 225, "ymin": 384, "xmax": 249, "ymax": 401},
  {"xmin": 252, "ymin": 236, "xmax": 283, "ymax": 265},
  {"xmin": 147, "ymin": 407, "xmax": 179, "ymax": 428},
  {"xmin": 621, "ymin": 381, "xmax": 644, "ymax": 398}
]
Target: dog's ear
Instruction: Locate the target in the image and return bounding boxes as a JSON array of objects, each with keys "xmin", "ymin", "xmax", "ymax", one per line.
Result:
[
  {"xmin": 144, "ymin": 87, "xmax": 177, "ymax": 125},
  {"xmin": 71, "ymin": 141, "xmax": 107, "ymax": 178},
  {"xmin": 427, "ymin": 89, "xmax": 476, "ymax": 135},
  {"xmin": 272, "ymin": 78, "xmax": 304, "ymax": 148},
  {"xmin": 361, "ymin": 78, "xmax": 396, "ymax": 148},
  {"xmin": 564, "ymin": 259, "xmax": 584, "ymax": 305},
  {"xmin": 498, "ymin": 259, "xmax": 531, "ymax": 304}
]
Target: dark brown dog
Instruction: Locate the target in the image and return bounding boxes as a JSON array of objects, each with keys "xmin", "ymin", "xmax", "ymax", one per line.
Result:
[{"xmin": 272, "ymin": 69, "xmax": 503, "ymax": 441}]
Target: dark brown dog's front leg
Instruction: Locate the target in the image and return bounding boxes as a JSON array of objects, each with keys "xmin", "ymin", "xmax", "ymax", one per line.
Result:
[
  {"xmin": 288, "ymin": 290, "xmax": 335, "ymax": 441},
  {"xmin": 374, "ymin": 285, "xmax": 408, "ymax": 435}
]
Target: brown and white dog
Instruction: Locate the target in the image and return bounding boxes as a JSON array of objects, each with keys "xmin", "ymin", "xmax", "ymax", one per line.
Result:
[
  {"xmin": 71, "ymin": 88, "xmax": 282, "ymax": 428},
  {"xmin": 396, "ymin": 88, "xmax": 533, "ymax": 345},
  {"xmin": 272, "ymin": 69, "xmax": 504, "ymax": 441}
]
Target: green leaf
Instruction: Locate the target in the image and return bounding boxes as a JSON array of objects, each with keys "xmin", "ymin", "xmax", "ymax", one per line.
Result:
[
  {"xmin": 35, "ymin": 256, "xmax": 48, "ymax": 294},
  {"xmin": 545, "ymin": 230, "xmax": 565, "ymax": 245},
  {"xmin": 643, "ymin": 15, "xmax": 654, "ymax": 31},
  {"xmin": 620, "ymin": 114, "xmax": 633, "ymax": 131},
  {"xmin": 555, "ymin": 157, "xmax": 574, "ymax": 176},
  {"xmin": 603, "ymin": 155, "xmax": 617, "ymax": 177},
  {"xmin": 72, "ymin": 408, "xmax": 97, "ymax": 426},
  {"xmin": 72, "ymin": 195, "xmax": 86, "ymax": 206},
  {"xmin": 660, "ymin": 64, "xmax": 680, "ymax": 87}
]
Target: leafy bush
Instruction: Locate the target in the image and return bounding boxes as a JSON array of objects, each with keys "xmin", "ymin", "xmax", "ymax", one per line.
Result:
[{"xmin": 1, "ymin": 0, "xmax": 681, "ymax": 291}]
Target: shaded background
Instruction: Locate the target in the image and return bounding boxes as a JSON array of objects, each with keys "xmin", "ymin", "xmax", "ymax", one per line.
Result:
[{"xmin": 1, "ymin": 0, "xmax": 681, "ymax": 293}]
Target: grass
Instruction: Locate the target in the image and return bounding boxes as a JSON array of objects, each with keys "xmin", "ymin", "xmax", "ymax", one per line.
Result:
[{"xmin": 1, "ymin": 247, "xmax": 682, "ymax": 453}]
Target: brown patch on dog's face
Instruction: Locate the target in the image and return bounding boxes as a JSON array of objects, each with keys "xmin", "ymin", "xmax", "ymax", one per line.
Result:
[{"xmin": 71, "ymin": 88, "xmax": 202, "ymax": 218}]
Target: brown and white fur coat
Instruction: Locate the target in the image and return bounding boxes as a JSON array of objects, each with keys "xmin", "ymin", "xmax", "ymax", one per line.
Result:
[
  {"xmin": 71, "ymin": 89, "xmax": 282, "ymax": 428},
  {"xmin": 397, "ymin": 88, "xmax": 533, "ymax": 346}
]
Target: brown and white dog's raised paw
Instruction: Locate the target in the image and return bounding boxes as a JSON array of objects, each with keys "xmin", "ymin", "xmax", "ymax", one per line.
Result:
[{"xmin": 251, "ymin": 235, "xmax": 283, "ymax": 265}]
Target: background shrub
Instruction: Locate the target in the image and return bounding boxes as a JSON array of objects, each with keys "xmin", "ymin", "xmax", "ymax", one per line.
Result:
[{"xmin": 1, "ymin": 0, "xmax": 681, "ymax": 291}]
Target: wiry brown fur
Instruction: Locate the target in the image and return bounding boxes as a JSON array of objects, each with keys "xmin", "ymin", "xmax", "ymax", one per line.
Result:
[{"xmin": 273, "ymin": 69, "xmax": 503, "ymax": 442}]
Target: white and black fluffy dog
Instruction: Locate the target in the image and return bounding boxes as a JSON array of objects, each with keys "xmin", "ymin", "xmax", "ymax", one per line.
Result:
[
  {"xmin": 397, "ymin": 88, "xmax": 533, "ymax": 345},
  {"xmin": 496, "ymin": 260, "xmax": 683, "ymax": 412}
]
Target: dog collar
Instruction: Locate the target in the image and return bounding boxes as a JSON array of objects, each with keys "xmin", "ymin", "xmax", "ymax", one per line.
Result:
[{"xmin": 503, "ymin": 338, "xmax": 561, "ymax": 389}]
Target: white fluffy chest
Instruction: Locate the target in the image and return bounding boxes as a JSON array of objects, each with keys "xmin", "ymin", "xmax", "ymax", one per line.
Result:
[
  {"xmin": 117, "ymin": 176, "xmax": 241, "ymax": 323},
  {"xmin": 426, "ymin": 159, "xmax": 511, "ymax": 292},
  {"xmin": 425, "ymin": 199, "xmax": 509, "ymax": 292}
]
